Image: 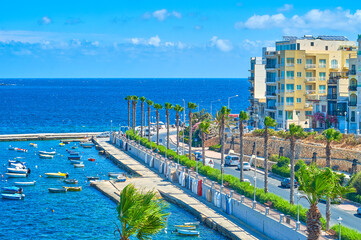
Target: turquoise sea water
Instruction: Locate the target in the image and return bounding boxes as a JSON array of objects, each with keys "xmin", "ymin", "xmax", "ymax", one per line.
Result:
[{"xmin": 0, "ymin": 140, "xmax": 227, "ymax": 240}]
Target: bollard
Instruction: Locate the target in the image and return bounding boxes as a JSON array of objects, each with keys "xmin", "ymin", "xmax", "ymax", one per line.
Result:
[
  {"xmin": 265, "ymin": 207, "xmax": 269, "ymax": 215},
  {"xmin": 286, "ymin": 215, "xmax": 291, "ymax": 224},
  {"xmin": 280, "ymin": 214, "xmax": 284, "ymax": 223},
  {"xmin": 241, "ymin": 195, "xmax": 245, "ymax": 203},
  {"xmin": 312, "ymin": 152, "xmax": 317, "ymax": 165},
  {"xmin": 230, "ymin": 190, "xmax": 234, "ymax": 198},
  {"xmin": 252, "ymin": 201, "xmax": 256, "ymax": 209},
  {"xmin": 220, "ymin": 185, "xmax": 224, "ymax": 194},
  {"xmin": 211, "ymin": 181, "xmax": 215, "ymax": 191}
]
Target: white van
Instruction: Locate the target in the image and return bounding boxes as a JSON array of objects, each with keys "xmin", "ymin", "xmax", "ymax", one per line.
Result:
[{"xmin": 225, "ymin": 155, "xmax": 240, "ymax": 166}]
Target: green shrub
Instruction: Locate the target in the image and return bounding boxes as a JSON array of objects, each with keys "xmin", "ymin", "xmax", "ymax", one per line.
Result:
[
  {"xmin": 349, "ymin": 172, "xmax": 361, "ymax": 194},
  {"xmin": 331, "ymin": 225, "xmax": 361, "ymax": 240},
  {"xmin": 277, "ymin": 156, "xmax": 290, "ymax": 167},
  {"xmin": 346, "ymin": 192, "xmax": 361, "ymax": 204},
  {"xmin": 272, "ymin": 165, "xmax": 290, "ymax": 178},
  {"xmin": 295, "ymin": 160, "xmax": 307, "ymax": 172},
  {"xmin": 209, "ymin": 144, "xmax": 221, "ymax": 152}
]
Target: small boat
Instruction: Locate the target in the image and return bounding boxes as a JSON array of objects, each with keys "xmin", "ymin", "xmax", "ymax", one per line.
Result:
[
  {"xmin": 173, "ymin": 229, "xmax": 199, "ymax": 236},
  {"xmin": 115, "ymin": 176, "xmax": 126, "ymax": 182},
  {"xmin": 39, "ymin": 154, "xmax": 54, "ymax": 159},
  {"xmin": 108, "ymin": 172, "xmax": 124, "ymax": 178},
  {"xmin": 38, "ymin": 151, "xmax": 56, "ymax": 155},
  {"xmin": 174, "ymin": 225, "xmax": 197, "ymax": 230},
  {"xmin": 8, "ymin": 160, "xmax": 26, "ymax": 165},
  {"xmin": 87, "ymin": 176, "xmax": 99, "ymax": 181},
  {"xmin": 74, "ymin": 163, "xmax": 85, "ymax": 168},
  {"xmin": 6, "ymin": 173, "xmax": 28, "ymax": 178},
  {"xmin": 68, "ymin": 156, "xmax": 81, "ymax": 160},
  {"xmin": 69, "ymin": 151, "xmax": 79, "ymax": 156},
  {"xmin": 10, "ymin": 163, "xmax": 27, "ymax": 169},
  {"xmin": 63, "ymin": 186, "xmax": 82, "ymax": 192},
  {"xmin": 29, "ymin": 143, "xmax": 38, "ymax": 148},
  {"xmin": 45, "ymin": 172, "xmax": 69, "ymax": 178},
  {"xmin": 15, "ymin": 148, "xmax": 28, "ymax": 152},
  {"xmin": 14, "ymin": 181, "xmax": 36, "ymax": 186},
  {"xmin": 8, "ymin": 146, "xmax": 16, "ymax": 150},
  {"xmin": 7, "ymin": 167, "xmax": 30, "ymax": 174},
  {"xmin": 183, "ymin": 221, "xmax": 200, "ymax": 227},
  {"xmin": 1, "ymin": 193, "xmax": 25, "ymax": 200},
  {"xmin": 48, "ymin": 188, "xmax": 67, "ymax": 193},
  {"xmin": 70, "ymin": 160, "xmax": 82, "ymax": 164},
  {"xmin": 1, "ymin": 186, "xmax": 23, "ymax": 194},
  {"xmin": 59, "ymin": 143, "xmax": 65, "ymax": 147},
  {"xmin": 64, "ymin": 179, "xmax": 78, "ymax": 184},
  {"xmin": 88, "ymin": 158, "xmax": 95, "ymax": 162},
  {"xmin": 80, "ymin": 142, "xmax": 94, "ymax": 148}
]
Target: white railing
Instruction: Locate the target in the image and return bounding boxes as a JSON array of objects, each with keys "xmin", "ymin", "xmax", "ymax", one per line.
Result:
[
  {"xmin": 306, "ymin": 90, "xmax": 316, "ymax": 95},
  {"xmin": 286, "ymin": 102, "xmax": 294, "ymax": 106},
  {"xmin": 305, "ymin": 64, "xmax": 316, "ymax": 68},
  {"xmin": 286, "ymin": 89, "xmax": 295, "ymax": 93},
  {"xmin": 286, "ymin": 76, "xmax": 295, "ymax": 80},
  {"xmin": 305, "ymin": 77, "xmax": 316, "ymax": 82}
]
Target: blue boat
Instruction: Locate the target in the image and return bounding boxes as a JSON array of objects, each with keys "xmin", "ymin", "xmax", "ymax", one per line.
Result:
[
  {"xmin": 1, "ymin": 193, "xmax": 25, "ymax": 200},
  {"xmin": 70, "ymin": 160, "xmax": 82, "ymax": 164},
  {"xmin": 68, "ymin": 156, "xmax": 81, "ymax": 160},
  {"xmin": 1, "ymin": 186, "xmax": 23, "ymax": 194},
  {"xmin": 69, "ymin": 151, "xmax": 79, "ymax": 156}
]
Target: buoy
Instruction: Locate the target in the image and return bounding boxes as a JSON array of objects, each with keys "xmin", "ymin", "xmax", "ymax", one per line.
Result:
[
  {"xmin": 61, "ymin": 155, "xmax": 63, "ymax": 157},
  {"xmin": 1, "ymin": 175, "xmax": 3, "ymax": 178},
  {"xmin": 52, "ymin": 209, "xmax": 55, "ymax": 213},
  {"xmin": 35, "ymin": 165, "xmax": 38, "ymax": 169},
  {"xmin": 39, "ymin": 175, "xmax": 42, "ymax": 178}
]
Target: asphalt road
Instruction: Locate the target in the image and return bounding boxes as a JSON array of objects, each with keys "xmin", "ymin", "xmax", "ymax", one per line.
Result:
[{"xmin": 152, "ymin": 129, "xmax": 361, "ymax": 231}]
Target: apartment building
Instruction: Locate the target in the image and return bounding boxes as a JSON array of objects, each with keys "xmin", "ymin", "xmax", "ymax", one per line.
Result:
[{"xmin": 264, "ymin": 35, "xmax": 356, "ymax": 129}]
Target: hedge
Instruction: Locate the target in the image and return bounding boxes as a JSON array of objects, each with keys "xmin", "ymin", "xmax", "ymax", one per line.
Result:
[
  {"xmin": 209, "ymin": 144, "xmax": 221, "ymax": 152},
  {"xmin": 331, "ymin": 225, "xmax": 361, "ymax": 240},
  {"xmin": 124, "ymin": 131, "xmax": 361, "ymax": 239}
]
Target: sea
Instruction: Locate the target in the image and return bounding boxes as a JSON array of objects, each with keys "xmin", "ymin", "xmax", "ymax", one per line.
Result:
[{"xmin": 0, "ymin": 78, "xmax": 249, "ymax": 134}]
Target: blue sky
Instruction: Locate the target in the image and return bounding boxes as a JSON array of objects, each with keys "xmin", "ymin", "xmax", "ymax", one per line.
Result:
[{"xmin": 1, "ymin": 0, "xmax": 361, "ymax": 78}]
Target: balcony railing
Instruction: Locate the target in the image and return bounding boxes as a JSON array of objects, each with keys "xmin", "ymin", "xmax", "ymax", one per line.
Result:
[
  {"xmin": 319, "ymin": 64, "xmax": 326, "ymax": 68},
  {"xmin": 305, "ymin": 64, "xmax": 316, "ymax": 69},
  {"xmin": 266, "ymin": 79, "xmax": 276, "ymax": 84},
  {"xmin": 276, "ymin": 89, "xmax": 284, "ymax": 94},
  {"xmin": 286, "ymin": 89, "xmax": 295, "ymax": 93},
  {"xmin": 266, "ymin": 92, "xmax": 277, "ymax": 97},
  {"xmin": 286, "ymin": 76, "xmax": 295, "ymax": 80},
  {"xmin": 248, "ymin": 76, "xmax": 254, "ymax": 81},
  {"xmin": 349, "ymin": 101, "xmax": 357, "ymax": 106},
  {"xmin": 349, "ymin": 86, "xmax": 357, "ymax": 91},
  {"xmin": 265, "ymin": 64, "xmax": 278, "ymax": 69},
  {"xmin": 306, "ymin": 90, "xmax": 316, "ymax": 95},
  {"xmin": 266, "ymin": 106, "xmax": 277, "ymax": 110},
  {"xmin": 319, "ymin": 77, "xmax": 326, "ymax": 81},
  {"xmin": 327, "ymin": 94, "xmax": 337, "ymax": 100},
  {"xmin": 286, "ymin": 102, "xmax": 294, "ymax": 106},
  {"xmin": 328, "ymin": 111, "xmax": 347, "ymax": 116},
  {"xmin": 286, "ymin": 63, "xmax": 295, "ymax": 67},
  {"xmin": 349, "ymin": 70, "xmax": 357, "ymax": 75},
  {"xmin": 305, "ymin": 77, "xmax": 316, "ymax": 82}
]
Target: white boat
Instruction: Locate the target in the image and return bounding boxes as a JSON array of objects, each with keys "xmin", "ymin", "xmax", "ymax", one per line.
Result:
[
  {"xmin": 183, "ymin": 221, "xmax": 200, "ymax": 226},
  {"xmin": 39, "ymin": 154, "xmax": 54, "ymax": 159},
  {"xmin": 1, "ymin": 193, "xmax": 25, "ymax": 200},
  {"xmin": 10, "ymin": 163, "xmax": 27, "ymax": 169},
  {"xmin": 14, "ymin": 181, "xmax": 36, "ymax": 186},
  {"xmin": 38, "ymin": 151, "xmax": 56, "ymax": 155},
  {"xmin": 15, "ymin": 148, "xmax": 28, "ymax": 153},
  {"xmin": 8, "ymin": 160, "xmax": 26, "ymax": 166},
  {"xmin": 70, "ymin": 160, "xmax": 82, "ymax": 164},
  {"xmin": 6, "ymin": 173, "xmax": 28, "ymax": 178},
  {"xmin": 74, "ymin": 163, "xmax": 85, "ymax": 168},
  {"xmin": 45, "ymin": 172, "xmax": 69, "ymax": 178},
  {"xmin": 108, "ymin": 172, "xmax": 125, "ymax": 178},
  {"xmin": 174, "ymin": 229, "xmax": 199, "ymax": 236},
  {"xmin": 174, "ymin": 225, "xmax": 197, "ymax": 230},
  {"xmin": 7, "ymin": 167, "xmax": 29, "ymax": 174}
]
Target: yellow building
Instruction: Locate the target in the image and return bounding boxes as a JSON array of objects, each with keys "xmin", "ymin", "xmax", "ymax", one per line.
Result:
[{"xmin": 265, "ymin": 35, "xmax": 356, "ymax": 129}]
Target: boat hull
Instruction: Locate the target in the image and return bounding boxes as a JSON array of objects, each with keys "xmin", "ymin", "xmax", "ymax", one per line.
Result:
[
  {"xmin": 39, "ymin": 154, "xmax": 54, "ymax": 159},
  {"xmin": 68, "ymin": 156, "xmax": 81, "ymax": 160},
  {"xmin": 39, "ymin": 151, "xmax": 56, "ymax": 155},
  {"xmin": 63, "ymin": 187, "xmax": 81, "ymax": 192},
  {"xmin": 6, "ymin": 173, "xmax": 28, "ymax": 178},
  {"xmin": 14, "ymin": 181, "xmax": 36, "ymax": 186},
  {"xmin": 48, "ymin": 188, "xmax": 67, "ymax": 193},
  {"xmin": 7, "ymin": 168, "xmax": 29, "ymax": 174},
  {"xmin": 74, "ymin": 164, "xmax": 84, "ymax": 168},
  {"xmin": 45, "ymin": 173, "xmax": 68, "ymax": 178},
  {"xmin": 1, "ymin": 193, "xmax": 25, "ymax": 200}
]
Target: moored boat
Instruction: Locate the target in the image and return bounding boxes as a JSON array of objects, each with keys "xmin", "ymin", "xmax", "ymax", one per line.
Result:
[
  {"xmin": 10, "ymin": 163, "xmax": 27, "ymax": 169},
  {"xmin": 59, "ymin": 143, "xmax": 65, "ymax": 147},
  {"xmin": 74, "ymin": 163, "xmax": 85, "ymax": 168},
  {"xmin": 64, "ymin": 179, "xmax": 78, "ymax": 184},
  {"xmin": 8, "ymin": 160, "xmax": 26, "ymax": 166},
  {"xmin": 48, "ymin": 188, "xmax": 67, "ymax": 193},
  {"xmin": 7, "ymin": 167, "xmax": 30, "ymax": 174},
  {"xmin": 108, "ymin": 172, "xmax": 124, "ymax": 178},
  {"xmin": 15, "ymin": 148, "xmax": 28, "ymax": 152},
  {"xmin": 87, "ymin": 176, "xmax": 99, "ymax": 181},
  {"xmin": 63, "ymin": 186, "xmax": 82, "ymax": 192},
  {"xmin": 88, "ymin": 158, "xmax": 95, "ymax": 162},
  {"xmin": 29, "ymin": 143, "xmax": 38, "ymax": 148},
  {"xmin": 80, "ymin": 142, "xmax": 94, "ymax": 148},
  {"xmin": 8, "ymin": 146, "xmax": 16, "ymax": 150},
  {"xmin": 39, "ymin": 154, "xmax": 54, "ymax": 159},
  {"xmin": 174, "ymin": 225, "xmax": 197, "ymax": 230},
  {"xmin": 38, "ymin": 151, "xmax": 56, "ymax": 155},
  {"xmin": 183, "ymin": 221, "xmax": 200, "ymax": 227},
  {"xmin": 14, "ymin": 181, "xmax": 36, "ymax": 186},
  {"xmin": 173, "ymin": 229, "xmax": 199, "ymax": 236},
  {"xmin": 1, "ymin": 193, "xmax": 25, "ymax": 200},
  {"xmin": 71, "ymin": 146, "xmax": 78, "ymax": 149},
  {"xmin": 70, "ymin": 160, "xmax": 82, "ymax": 164},
  {"xmin": 6, "ymin": 173, "xmax": 28, "ymax": 178},
  {"xmin": 115, "ymin": 176, "xmax": 126, "ymax": 182},
  {"xmin": 68, "ymin": 151, "xmax": 79, "ymax": 155},
  {"xmin": 1, "ymin": 186, "xmax": 23, "ymax": 194},
  {"xmin": 45, "ymin": 172, "xmax": 69, "ymax": 178},
  {"xmin": 68, "ymin": 156, "xmax": 81, "ymax": 160}
]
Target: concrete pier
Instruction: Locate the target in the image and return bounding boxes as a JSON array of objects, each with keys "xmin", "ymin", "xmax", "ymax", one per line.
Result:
[
  {"xmin": 0, "ymin": 132, "xmax": 101, "ymax": 142},
  {"xmin": 92, "ymin": 138, "xmax": 270, "ymax": 240}
]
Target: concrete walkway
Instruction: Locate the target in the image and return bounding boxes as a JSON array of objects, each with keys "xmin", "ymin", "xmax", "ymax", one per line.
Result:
[
  {"xmin": 92, "ymin": 138, "xmax": 271, "ymax": 240},
  {"xmin": 0, "ymin": 132, "xmax": 101, "ymax": 141}
]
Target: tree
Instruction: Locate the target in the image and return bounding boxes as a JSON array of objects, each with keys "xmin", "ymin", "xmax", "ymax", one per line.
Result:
[
  {"xmin": 187, "ymin": 102, "xmax": 197, "ymax": 160},
  {"xmin": 132, "ymin": 96, "xmax": 139, "ymax": 134},
  {"xmin": 115, "ymin": 184, "xmax": 169, "ymax": 240},
  {"xmin": 125, "ymin": 96, "xmax": 132, "ymax": 129},
  {"xmin": 263, "ymin": 116, "xmax": 277, "ymax": 193},
  {"xmin": 296, "ymin": 164, "xmax": 354, "ymax": 240},
  {"xmin": 220, "ymin": 106, "xmax": 231, "ymax": 186},
  {"xmin": 322, "ymin": 128, "xmax": 343, "ymax": 230},
  {"xmin": 153, "ymin": 104, "xmax": 163, "ymax": 145},
  {"xmin": 198, "ymin": 120, "xmax": 211, "ymax": 166},
  {"xmin": 286, "ymin": 123, "xmax": 305, "ymax": 204},
  {"xmin": 146, "ymin": 100, "xmax": 154, "ymax": 143},
  {"xmin": 140, "ymin": 97, "xmax": 146, "ymax": 138},
  {"xmin": 173, "ymin": 104, "xmax": 184, "ymax": 157},
  {"xmin": 164, "ymin": 102, "xmax": 173, "ymax": 150},
  {"xmin": 238, "ymin": 111, "xmax": 249, "ymax": 182}
]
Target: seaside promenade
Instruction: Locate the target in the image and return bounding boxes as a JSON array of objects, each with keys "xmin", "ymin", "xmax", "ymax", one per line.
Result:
[
  {"xmin": 0, "ymin": 132, "xmax": 101, "ymax": 142},
  {"xmin": 92, "ymin": 137, "xmax": 270, "ymax": 240}
]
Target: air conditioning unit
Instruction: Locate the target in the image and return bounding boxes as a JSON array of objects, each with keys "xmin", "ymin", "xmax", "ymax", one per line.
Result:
[{"xmin": 305, "ymin": 103, "xmax": 310, "ymax": 108}]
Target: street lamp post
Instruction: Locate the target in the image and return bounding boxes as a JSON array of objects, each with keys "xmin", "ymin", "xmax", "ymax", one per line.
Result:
[
  {"xmin": 344, "ymin": 111, "xmax": 347, "ymax": 134},
  {"xmin": 357, "ymin": 111, "xmax": 360, "ymax": 135},
  {"xmin": 211, "ymin": 99, "xmax": 220, "ymax": 118},
  {"xmin": 296, "ymin": 191, "xmax": 307, "ymax": 231},
  {"xmin": 337, "ymin": 217, "xmax": 342, "ymax": 240},
  {"xmin": 253, "ymin": 151, "xmax": 257, "ymax": 209},
  {"xmin": 228, "ymin": 95, "xmax": 239, "ymax": 109}
]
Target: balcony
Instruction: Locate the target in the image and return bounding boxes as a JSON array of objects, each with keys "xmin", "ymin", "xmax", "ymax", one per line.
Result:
[
  {"xmin": 286, "ymin": 102, "xmax": 294, "ymax": 106},
  {"xmin": 305, "ymin": 103, "xmax": 311, "ymax": 108},
  {"xmin": 249, "ymin": 86, "xmax": 254, "ymax": 92},
  {"xmin": 305, "ymin": 64, "xmax": 316, "ymax": 69},
  {"xmin": 319, "ymin": 64, "xmax": 326, "ymax": 68},
  {"xmin": 266, "ymin": 79, "xmax": 277, "ymax": 84},
  {"xmin": 349, "ymin": 70, "xmax": 357, "ymax": 75},
  {"xmin": 286, "ymin": 76, "xmax": 295, "ymax": 80},
  {"xmin": 265, "ymin": 64, "xmax": 278, "ymax": 70},
  {"xmin": 266, "ymin": 106, "xmax": 277, "ymax": 110},
  {"xmin": 286, "ymin": 63, "xmax": 295, "ymax": 67},
  {"xmin": 305, "ymin": 77, "xmax": 316, "ymax": 82},
  {"xmin": 327, "ymin": 94, "xmax": 337, "ymax": 100},
  {"xmin": 276, "ymin": 89, "xmax": 284, "ymax": 94},
  {"xmin": 306, "ymin": 90, "xmax": 316, "ymax": 95},
  {"xmin": 286, "ymin": 89, "xmax": 295, "ymax": 93},
  {"xmin": 330, "ymin": 65, "xmax": 339, "ymax": 70},
  {"xmin": 266, "ymin": 92, "xmax": 277, "ymax": 98},
  {"xmin": 349, "ymin": 85, "xmax": 357, "ymax": 91},
  {"xmin": 349, "ymin": 101, "xmax": 357, "ymax": 106},
  {"xmin": 265, "ymin": 51, "xmax": 277, "ymax": 57},
  {"xmin": 248, "ymin": 76, "xmax": 254, "ymax": 81}
]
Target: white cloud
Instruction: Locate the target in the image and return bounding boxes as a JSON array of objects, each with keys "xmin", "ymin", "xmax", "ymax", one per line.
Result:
[
  {"xmin": 148, "ymin": 35, "xmax": 161, "ymax": 46},
  {"xmin": 278, "ymin": 4, "xmax": 293, "ymax": 12},
  {"xmin": 194, "ymin": 25, "xmax": 203, "ymax": 30},
  {"xmin": 143, "ymin": 9, "xmax": 182, "ymax": 21},
  {"xmin": 210, "ymin": 36, "xmax": 233, "ymax": 52},
  {"xmin": 235, "ymin": 8, "xmax": 361, "ymax": 31},
  {"xmin": 38, "ymin": 16, "xmax": 52, "ymax": 25}
]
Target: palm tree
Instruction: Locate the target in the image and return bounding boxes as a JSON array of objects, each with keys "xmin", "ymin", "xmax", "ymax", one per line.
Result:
[
  {"xmin": 296, "ymin": 164, "xmax": 354, "ymax": 240},
  {"xmin": 286, "ymin": 123, "xmax": 305, "ymax": 204},
  {"xmin": 187, "ymin": 102, "xmax": 197, "ymax": 160},
  {"xmin": 140, "ymin": 97, "xmax": 146, "ymax": 138},
  {"xmin": 115, "ymin": 184, "xmax": 169, "ymax": 240},
  {"xmin": 198, "ymin": 120, "xmax": 211, "ymax": 166},
  {"xmin": 322, "ymin": 128, "xmax": 343, "ymax": 230},
  {"xmin": 125, "ymin": 96, "xmax": 132, "ymax": 129},
  {"xmin": 153, "ymin": 104, "xmax": 163, "ymax": 145},
  {"xmin": 263, "ymin": 116, "xmax": 277, "ymax": 193},
  {"xmin": 146, "ymin": 100, "xmax": 154, "ymax": 143},
  {"xmin": 132, "ymin": 96, "xmax": 139, "ymax": 134},
  {"xmin": 238, "ymin": 111, "xmax": 249, "ymax": 182},
  {"xmin": 214, "ymin": 111, "xmax": 222, "ymax": 145},
  {"xmin": 173, "ymin": 104, "xmax": 184, "ymax": 157},
  {"xmin": 164, "ymin": 102, "xmax": 173, "ymax": 150},
  {"xmin": 220, "ymin": 106, "xmax": 231, "ymax": 186}
]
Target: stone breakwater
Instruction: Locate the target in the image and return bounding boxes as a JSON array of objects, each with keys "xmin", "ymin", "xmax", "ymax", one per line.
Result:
[{"xmin": 0, "ymin": 132, "xmax": 101, "ymax": 142}]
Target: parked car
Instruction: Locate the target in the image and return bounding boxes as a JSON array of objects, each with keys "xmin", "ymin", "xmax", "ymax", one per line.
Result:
[
  {"xmin": 144, "ymin": 128, "xmax": 154, "ymax": 136},
  {"xmin": 97, "ymin": 132, "xmax": 110, "ymax": 138},
  {"xmin": 357, "ymin": 207, "xmax": 361, "ymax": 215},
  {"xmin": 237, "ymin": 162, "xmax": 251, "ymax": 171},
  {"xmin": 225, "ymin": 155, "xmax": 240, "ymax": 166},
  {"xmin": 281, "ymin": 178, "xmax": 298, "ymax": 188},
  {"xmin": 194, "ymin": 151, "xmax": 202, "ymax": 160}
]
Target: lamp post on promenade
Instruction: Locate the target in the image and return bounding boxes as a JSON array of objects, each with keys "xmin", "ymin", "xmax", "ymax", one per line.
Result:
[
  {"xmin": 344, "ymin": 111, "xmax": 347, "ymax": 134},
  {"xmin": 211, "ymin": 99, "xmax": 220, "ymax": 118},
  {"xmin": 228, "ymin": 95, "xmax": 239, "ymax": 109},
  {"xmin": 296, "ymin": 191, "xmax": 307, "ymax": 231},
  {"xmin": 357, "ymin": 111, "xmax": 360, "ymax": 135},
  {"xmin": 337, "ymin": 217, "xmax": 342, "ymax": 240}
]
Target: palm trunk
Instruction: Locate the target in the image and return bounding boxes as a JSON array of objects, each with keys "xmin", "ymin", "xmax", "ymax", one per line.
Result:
[
  {"xmin": 132, "ymin": 101, "xmax": 135, "ymax": 134},
  {"xmin": 127, "ymin": 101, "xmax": 130, "ymax": 128},
  {"xmin": 219, "ymin": 127, "xmax": 222, "ymax": 145},
  {"xmin": 140, "ymin": 102, "xmax": 144, "ymax": 138},
  {"xmin": 156, "ymin": 111, "xmax": 159, "ymax": 145},
  {"xmin": 325, "ymin": 140, "xmax": 331, "ymax": 230},
  {"xmin": 264, "ymin": 127, "xmax": 269, "ymax": 193},
  {"xmin": 134, "ymin": 103, "xmax": 137, "ymax": 134},
  {"xmin": 307, "ymin": 203, "xmax": 322, "ymax": 240},
  {"xmin": 290, "ymin": 137, "xmax": 295, "ymax": 204},
  {"xmin": 220, "ymin": 116, "xmax": 225, "ymax": 185},
  {"xmin": 239, "ymin": 120, "xmax": 244, "ymax": 182},
  {"xmin": 189, "ymin": 111, "xmax": 193, "ymax": 160},
  {"xmin": 148, "ymin": 105, "xmax": 151, "ymax": 143},
  {"xmin": 202, "ymin": 131, "xmax": 206, "ymax": 165},
  {"xmin": 176, "ymin": 112, "xmax": 179, "ymax": 156},
  {"xmin": 326, "ymin": 141, "xmax": 331, "ymax": 168},
  {"xmin": 166, "ymin": 110, "xmax": 170, "ymax": 149}
]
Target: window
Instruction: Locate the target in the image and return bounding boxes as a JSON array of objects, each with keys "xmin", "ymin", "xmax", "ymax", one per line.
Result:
[
  {"xmin": 306, "ymin": 59, "xmax": 313, "ymax": 65},
  {"xmin": 352, "ymin": 111, "xmax": 356, "ymax": 122},
  {"xmin": 286, "ymin": 111, "xmax": 293, "ymax": 119},
  {"xmin": 346, "ymin": 59, "xmax": 349, "ymax": 68},
  {"xmin": 319, "ymin": 59, "xmax": 326, "ymax": 68},
  {"xmin": 286, "ymin": 97, "xmax": 294, "ymax": 105},
  {"xmin": 325, "ymin": 46, "xmax": 328, "ymax": 50},
  {"xmin": 331, "ymin": 59, "xmax": 338, "ymax": 68},
  {"xmin": 310, "ymin": 42, "xmax": 314, "ymax": 46},
  {"xmin": 297, "ymin": 98, "xmax": 301, "ymax": 103},
  {"xmin": 286, "ymin": 84, "xmax": 294, "ymax": 92},
  {"xmin": 322, "ymin": 105, "xmax": 326, "ymax": 112},
  {"xmin": 281, "ymin": 97, "xmax": 284, "ymax": 103},
  {"xmin": 286, "ymin": 71, "xmax": 294, "ymax": 79},
  {"xmin": 297, "ymin": 72, "xmax": 302, "ymax": 77},
  {"xmin": 315, "ymin": 104, "xmax": 319, "ymax": 112},
  {"xmin": 281, "ymin": 71, "xmax": 285, "ymax": 79},
  {"xmin": 306, "ymin": 111, "xmax": 312, "ymax": 115},
  {"xmin": 278, "ymin": 110, "xmax": 283, "ymax": 117},
  {"xmin": 297, "ymin": 59, "xmax": 302, "ymax": 64},
  {"xmin": 319, "ymin": 85, "xmax": 326, "ymax": 94},
  {"xmin": 319, "ymin": 72, "xmax": 326, "ymax": 80},
  {"xmin": 281, "ymin": 84, "xmax": 285, "ymax": 91},
  {"xmin": 306, "ymin": 72, "xmax": 313, "ymax": 77},
  {"xmin": 286, "ymin": 58, "xmax": 294, "ymax": 66},
  {"xmin": 306, "ymin": 85, "xmax": 313, "ymax": 90},
  {"xmin": 297, "ymin": 43, "xmax": 300, "ymax": 50},
  {"xmin": 297, "ymin": 85, "xmax": 302, "ymax": 90}
]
